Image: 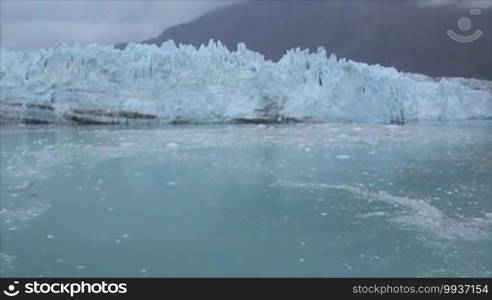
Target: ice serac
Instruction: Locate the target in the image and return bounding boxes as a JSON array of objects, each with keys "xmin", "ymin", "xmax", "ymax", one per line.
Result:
[{"xmin": 1, "ymin": 42, "xmax": 491, "ymax": 125}]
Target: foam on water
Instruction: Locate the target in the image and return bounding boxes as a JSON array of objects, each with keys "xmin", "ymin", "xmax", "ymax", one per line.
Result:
[
  {"xmin": 0, "ymin": 253, "xmax": 16, "ymax": 275},
  {"xmin": 1, "ymin": 122, "xmax": 490, "ymax": 276},
  {"xmin": 271, "ymin": 181, "xmax": 492, "ymax": 243}
]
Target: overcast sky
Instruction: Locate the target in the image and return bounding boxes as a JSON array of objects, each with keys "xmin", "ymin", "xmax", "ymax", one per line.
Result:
[
  {"xmin": 1, "ymin": 0, "xmax": 490, "ymax": 50},
  {"xmin": 0, "ymin": 0, "xmax": 234, "ymax": 49}
]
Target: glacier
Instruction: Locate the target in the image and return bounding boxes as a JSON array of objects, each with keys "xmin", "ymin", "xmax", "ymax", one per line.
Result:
[{"xmin": 1, "ymin": 41, "xmax": 491, "ymax": 125}]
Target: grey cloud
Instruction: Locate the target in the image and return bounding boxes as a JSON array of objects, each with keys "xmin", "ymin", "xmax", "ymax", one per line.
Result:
[
  {"xmin": 0, "ymin": 0, "xmax": 234, "ymax": 49},
  {"xmin": 417, "ymin": 0, "xmax": 492, "ymax": 7}
]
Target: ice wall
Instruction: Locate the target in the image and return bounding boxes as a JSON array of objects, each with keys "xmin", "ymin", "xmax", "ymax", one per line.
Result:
[{"xmin": 1, "ymin": 41, "xmax": 491, "ymax": 125}]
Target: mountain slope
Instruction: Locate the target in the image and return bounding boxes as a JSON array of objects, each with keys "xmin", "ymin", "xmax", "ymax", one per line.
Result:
[{"xmin": 117, "ymin": 1, "xmax": 492, "ymax": 80}]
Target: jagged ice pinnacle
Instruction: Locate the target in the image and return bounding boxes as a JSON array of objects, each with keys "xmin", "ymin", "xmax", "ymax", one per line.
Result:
[{"xmin": 1, "ymin": 40, "xmax": 491, "ymax": 125}]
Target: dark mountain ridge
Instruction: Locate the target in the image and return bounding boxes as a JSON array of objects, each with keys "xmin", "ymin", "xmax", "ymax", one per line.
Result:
[{"xmin": 117, "ymin": 1, "xmax": 492, "ymax": 80}]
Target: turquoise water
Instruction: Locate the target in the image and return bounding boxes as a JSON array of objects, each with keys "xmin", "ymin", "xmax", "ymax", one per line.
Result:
[{"xmin": 1, "ymin": 122, "xmax": 491, "ymax": 277}]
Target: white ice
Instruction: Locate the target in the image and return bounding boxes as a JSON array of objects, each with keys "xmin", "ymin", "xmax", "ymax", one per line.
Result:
[{"xmin": 1, "ymin": 41, "xmax": 491, "ymax": 124}]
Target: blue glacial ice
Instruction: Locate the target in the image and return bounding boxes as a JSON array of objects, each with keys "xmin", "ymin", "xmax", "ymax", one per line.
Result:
[{"xmin": 1, "ymin": 41, "xmax": 491, "ymax": 124}]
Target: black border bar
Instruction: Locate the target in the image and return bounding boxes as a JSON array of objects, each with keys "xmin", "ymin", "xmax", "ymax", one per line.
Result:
[{"xmin": 1, "ymin": 278, "xmax": 491, "ymax": 299}]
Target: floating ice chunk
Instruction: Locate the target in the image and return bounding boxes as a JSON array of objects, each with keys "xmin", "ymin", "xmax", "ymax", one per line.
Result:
[
  {"xmin": 360, "ymin": 211, "xmax": 387, "ymax": 218},
  {"xmin": 13, "ymin": 181, "xmax": 33, "ymax": 191},
  {"xmin": 46, "ymin": 234, "xmax": 55, "ymax": 239},
  {"xmin": 336, "ymin": 154, "xmax": 351, "ymax": 160}
]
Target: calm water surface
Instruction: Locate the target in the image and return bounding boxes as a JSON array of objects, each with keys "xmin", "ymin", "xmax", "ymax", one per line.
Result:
[{"xmin": 1, "ymin": 122, "xmax": 491, "ymax": 277}]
